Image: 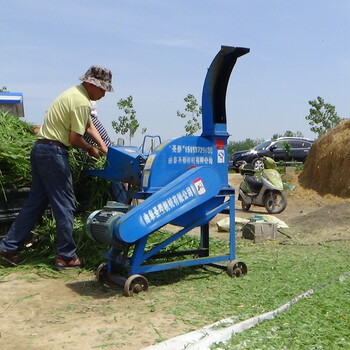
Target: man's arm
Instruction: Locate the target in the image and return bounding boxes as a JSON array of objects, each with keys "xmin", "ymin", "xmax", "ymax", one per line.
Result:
[
  {"xmin": 70, "ymin": 131, "xmax": 106, "ymax": 158},
  {"xmin": 85, "ymin": 121, "xmax": 108, "ymax": 153}
]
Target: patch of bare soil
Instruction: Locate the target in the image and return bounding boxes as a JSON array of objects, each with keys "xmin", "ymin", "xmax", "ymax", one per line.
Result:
[
  {"xmin": 2, "ymin": 126, "xmax": 350, "ymax": 349},
  {"xmin": 227, "ymin": 172, "xmax": 350, "ymax": 244},
  {"xmin": 0, "ymin": 271, "xmax": 185, "ymax": 350}
]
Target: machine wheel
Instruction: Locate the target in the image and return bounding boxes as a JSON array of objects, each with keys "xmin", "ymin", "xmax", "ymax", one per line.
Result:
[
  {"xmin": 96, "ymin": 263, "xmax": 109, "ymax": 284},
  {"xmin": 227, "ymin": 260, "xmax": 247, "ymax": 277},
  {"xmin": 124, "ymin": 274, "xmax": 149, "ymax": 297},
  {"xmin": 252, "ymin": 158, "xmax": 265, "ymax": 171},
  {"xmin": 264, "ymin": 190, "xmax": 287, "ymax": 214},
  {"xmin": 241, "ymin": 200, "xmax": 251, "ymax": 212}
]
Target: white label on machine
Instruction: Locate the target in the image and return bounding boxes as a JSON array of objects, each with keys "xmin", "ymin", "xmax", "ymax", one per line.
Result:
[
  {"xmin": 217, "ymin": 149, "xmax": 225, "ymax": 163},
  {"xmin": 193, "ymin": 178, "xmax": 206, "ymax": 195},
  {"xmin": 141, "ymin": 186, "xmax": 195, "ymax": 225},
  {"xmin": 144, "ymin": 154, "xmax": 155, "ymax": 170},
  {"xmin": 142, "ymin": 171, "xmax": 150, "ymax": 187}
]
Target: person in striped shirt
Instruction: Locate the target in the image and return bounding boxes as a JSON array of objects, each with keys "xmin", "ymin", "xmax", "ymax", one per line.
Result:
[
  {"xmin": 84, "ymin": 101, "xmax": 128, "ymax": 204},
  {"xmin": 84, "ymin": 101, "xmax": 112, "ymax": 147}
]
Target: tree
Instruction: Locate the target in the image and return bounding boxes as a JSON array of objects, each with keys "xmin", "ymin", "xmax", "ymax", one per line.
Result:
[
  {"xmin": 177, "ymin": 94, "xmax": 202, "ymax": 136},
  {"xmin": 112, "ymin": 95, "xmax": 146, "ymax": 145},
  {"xmin": 305, "ymin": 96, "xmax": 342, "ymax": 136},
  {"xmin": 0, "ymin": 86, "xmax": 8, "ymax": 92},
  {"xmin": 228, "ymin": 138, "xmax": 263, "ymax": 156},
  {"xmin": 272, "ymin": 130, "xmax": 304, "ymax": 139}
]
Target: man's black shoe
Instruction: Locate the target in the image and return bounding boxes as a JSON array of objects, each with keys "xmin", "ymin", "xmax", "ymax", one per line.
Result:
[{"xmin": 0, "ymin": 250, "xmax": 19, "ymax": 266}]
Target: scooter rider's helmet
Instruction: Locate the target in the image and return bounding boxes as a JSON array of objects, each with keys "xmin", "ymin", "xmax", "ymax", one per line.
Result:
[{"xmin": 263, "ymin": 156, "xmax": 276, "ymax": 169}]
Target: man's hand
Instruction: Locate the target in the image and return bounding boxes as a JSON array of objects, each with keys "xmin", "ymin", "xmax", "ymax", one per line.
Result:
[
  {"xmin": 88, "ymin": 146, "xmax": 101, "ymax": 158},
  {"xmin": 99, "ymin": 144, "xmax": 108, "ymax": 154},
  {"xmin": 70, "ymin": 131, "xmax": 104, "ymax": 157}
]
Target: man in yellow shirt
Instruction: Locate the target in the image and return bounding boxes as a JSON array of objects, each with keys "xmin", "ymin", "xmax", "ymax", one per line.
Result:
[{"xmin": 0, "ymin": 66, "xmax": 113, "ymax": 269}]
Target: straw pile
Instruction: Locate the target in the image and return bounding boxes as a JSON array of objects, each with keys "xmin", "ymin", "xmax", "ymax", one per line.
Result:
[{"xmin": 299, "ymin": 119, "xmax": 350, "ymax": 198}]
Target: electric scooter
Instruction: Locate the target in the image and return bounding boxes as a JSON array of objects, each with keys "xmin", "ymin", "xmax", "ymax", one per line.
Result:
[{"xmin": 238, "ymin": 157, "xmax": 287, "ymax": 214}]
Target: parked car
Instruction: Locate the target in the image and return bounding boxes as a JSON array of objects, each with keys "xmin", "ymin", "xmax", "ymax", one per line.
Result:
[{"xmin": 229, "ymin": 137, "xmax": 314, "ymax": 171}]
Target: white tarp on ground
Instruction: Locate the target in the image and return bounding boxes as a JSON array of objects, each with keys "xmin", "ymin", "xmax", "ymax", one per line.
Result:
[
  {"xmin": 142, "ymin": 272, "xmax": 350, "ymax": 350},
  {"xmin": 216, "ymin": 215, "xmax": 289, "ymax": 232}
]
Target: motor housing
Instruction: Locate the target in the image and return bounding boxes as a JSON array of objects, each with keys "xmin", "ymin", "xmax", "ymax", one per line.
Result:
[{"xmin": 86, "ymin": 201, "xmax": 129, "ymax": 245}]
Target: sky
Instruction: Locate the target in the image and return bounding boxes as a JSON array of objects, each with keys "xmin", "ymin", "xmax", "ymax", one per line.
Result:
[{"xmin": 2, "ymin": 0, "xmax": 350, "ymax": 147}]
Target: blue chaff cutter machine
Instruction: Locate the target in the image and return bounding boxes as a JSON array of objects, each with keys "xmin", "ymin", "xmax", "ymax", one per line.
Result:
[{"xmin": 86, "ymin": 46, "xmax": 249, "ymax": 296}]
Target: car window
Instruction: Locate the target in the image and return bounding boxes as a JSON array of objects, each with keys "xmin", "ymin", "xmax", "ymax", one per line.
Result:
[
  {"xmin": 274, "ymin": 141, "xmax": 288, "ymax": 149},
  {"xmin": 253, "ymin": 140, "xmax": 273, "ymax": 150},
  {"xmin": 253, "ymin": 139, "xmax": 312, "ymax": 152},
  {"xmin": 290, "ymin": 141, "xmax": 302, "ymax": 148},
  {"xmin": 289, "ymin": 140, "xmax": 312, "ymax": 148}
]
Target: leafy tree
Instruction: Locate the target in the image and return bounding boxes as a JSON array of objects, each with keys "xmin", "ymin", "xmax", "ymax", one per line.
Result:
[
  {"xmin": 177, "ymin": 94, "xmax": 202, "ymax": 136},
  {"xmin": 283, "ymin": 130, "xmax": 303, "ymax": 137},
  {"xmin": 112, "ymin": 95, "xmax": 146, "ymax": 145},
  {"xmin": 305, "ymin": 96, "xmax": 342, "ymax": 136},
  {"xmin": 282, "ymin": 141, "xmax": 291, "ymax": 161},
  {"xmin": 228, "ymin": 138, "xmax": 263, "ymax": 156},
  {"xmin": 272, "ymin": 130, "xmax": 304, "ymax": 139},
  {"xmin": 0, "ymin": 86, "xmax": 8, "ymax": 92}
]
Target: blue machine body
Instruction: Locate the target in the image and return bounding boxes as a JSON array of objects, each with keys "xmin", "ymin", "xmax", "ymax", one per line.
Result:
[
  {"xmin": 115, "ymin": 166, "xmax": 222, "ymax": 243},
  {"xmin": 141, "ymin": 136, "xmax": 227, "ymax": 192},
  {"xmin": 86, "ymin": 46, "xmax": 250, "ymax": 292},
  {"xmin": 86, "ymin": 145, "xmax": 145, "ymax": 186}
]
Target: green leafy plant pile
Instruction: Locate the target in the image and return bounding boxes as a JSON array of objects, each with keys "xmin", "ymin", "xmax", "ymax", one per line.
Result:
[
  {"xmin": 0, "ymin": 111, "xmax": 112, "ymax": 265},
  {"xmin": 69, "ymin": 149, "xmax": 111, "ymax": 211},
  {"xmin": 20, "ymin": 214, "xmax": 107, "ymax": 269},
  {"xmin": 0, "ymin": 111, "xmax": 36, "ymax": 189},
  {"xmin": 0, "ymin": 111, "xmax": 110, "ymax": 209}
]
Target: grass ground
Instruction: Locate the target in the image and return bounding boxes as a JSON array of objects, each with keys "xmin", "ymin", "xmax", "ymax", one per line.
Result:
[{"xmin": 1, "ymin": 222, "xmax": 349, "ymax": 349}]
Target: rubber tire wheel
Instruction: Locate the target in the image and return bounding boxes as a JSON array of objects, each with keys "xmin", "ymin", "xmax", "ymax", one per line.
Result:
[
  {"xmin": 96, "ymin": 263, "xmax": 108, "ymax": 284},
  {"xmin": 227, "ymin": 260, "xmax": 248, "ymax": 277},
  {"xmin": 252, "ymin": 158, "xmax": 265, "ymax": 171},
  {"xmin": 264, "ymin": 191, "xmax": 287, "ymax": 214},
  {"xmin": 241, "ymin": 200, "xmax": 251, "ymax": 212},
  {"xmin": 124, "ymin": 274, "xmax": 149, "ymax": 297}
]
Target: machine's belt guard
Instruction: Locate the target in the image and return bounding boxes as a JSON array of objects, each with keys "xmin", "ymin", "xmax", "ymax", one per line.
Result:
[{"xmin": 114, "ymin": 166, "xmax": 222, "ymax": 243}]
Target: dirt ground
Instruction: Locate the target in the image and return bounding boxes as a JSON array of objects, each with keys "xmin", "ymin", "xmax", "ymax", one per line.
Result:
[{"xmin": 1, "ymin": 172, "xmax": 350, "ymax": 350}]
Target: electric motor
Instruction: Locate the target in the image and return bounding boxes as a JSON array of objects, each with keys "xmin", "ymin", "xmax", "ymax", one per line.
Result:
[{"xmin": 86, "ymin": 201, "xmax": 129, "ymax": 245}]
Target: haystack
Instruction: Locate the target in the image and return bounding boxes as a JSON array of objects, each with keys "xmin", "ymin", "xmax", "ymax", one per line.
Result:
[{"xmin": 299, "ymin": 119, "xmax": 350, "ymax": 198}]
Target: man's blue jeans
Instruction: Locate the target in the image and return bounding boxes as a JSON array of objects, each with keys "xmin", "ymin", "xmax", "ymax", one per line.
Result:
[{"xmin": 0, "ymin": 142, "xmax": 77, "ymax": 259}]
